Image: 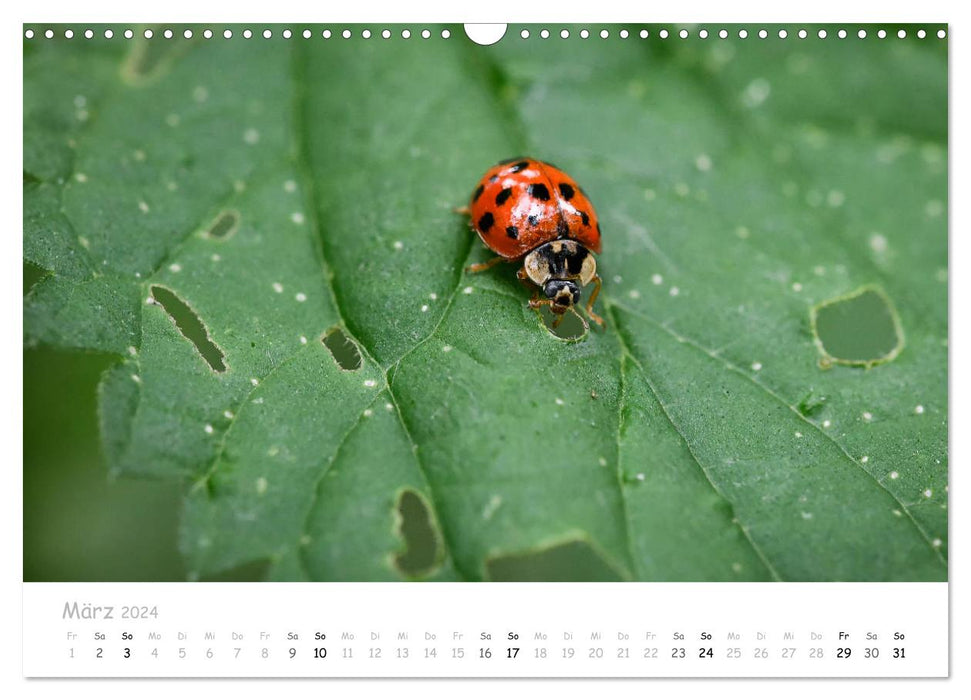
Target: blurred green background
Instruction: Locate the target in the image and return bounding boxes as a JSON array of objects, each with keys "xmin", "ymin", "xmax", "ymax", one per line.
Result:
[{"xmin": 24, "ymin": 264, "xmax": 184, "ymax": 580}]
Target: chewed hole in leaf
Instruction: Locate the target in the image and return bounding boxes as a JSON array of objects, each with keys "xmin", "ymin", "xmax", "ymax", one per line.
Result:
[
  {"xmin": 322, "ymin": 327, "xmax": 362, "ymax": 371},
  {"xmin": 485, "ymin": 538, "xmax": 625, "ymax": 581},
  {"xmin": 23, "ymin": 260, "xmax": 46, "ymax": 295},
  {"xmin": 537, "ymin": 305, "xmax": 587, "ymax": 341},
  {"xmin": 811, "ymin": 285, "xmax": 904, "ymax": 368},
  {"xmin": 205, "ymin": 210, "xmax": 240, "ymax": 240},
  {"xmin": 393, "ymin": 489, "xmax": 442, "ymax": 579},
  {"xmin": 150, "ymin": 286, "xmax": 226, "ymax": 372}
]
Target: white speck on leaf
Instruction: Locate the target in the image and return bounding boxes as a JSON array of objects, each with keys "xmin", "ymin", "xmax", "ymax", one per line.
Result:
[
  {"xmin": 915, "ymin": 405, "xmax": 925, "ymax": 414},
  {"xmin": 869, "ymin": 233, "xmax": 888, "ymax": 254},
  {"xmin": 295, "ymin": 292, "xmax": 307, "ymax": 302},
  {"xmin": 742, "ymin": 77, "xmax": 771, "ymax": 107},
  {"xmin": 139, "ymin": 201, "xmax": 150, "ymax": 213},
  {"xmin": 889, "ymin": 471, "xmax": 899, "ymax": 479},
  {"xmin": 291, "ymin": 212, "xmax": 305, "ymax": 225},
  {"xmin": 168, "ymin": 263, "xmax": 181, "ymax": 273},
  {"xmin": 463, "ymin": 286, "xmax": 474, "ymax": 294},
  {"xmin": 255, "ymin": 477, "xmax": 268, "ymax": 495},
  {"xmin": 243, "ymin": 128, "xmax": 260, "ymax": 144},
  {"xmin": 364, "ymin": 379, "xmax": 377, "ymax": 387},
  {"xmin": 204, "ymin": 424, "xmax": 214, "ymax": 435},
  {"xmin": 751, "ymin": 362, "xmax": 762, "ymax": 371},
  {"xmin": 284, "ymin": 180, "xmax": 297, "ymax": 193},
  {"xmin": 651, "ymin": 273, "xmax": 663, "ymax": 285},
  {"xmin": 272, "ymin": 282, "xmax": 284, "ymax": 293}
]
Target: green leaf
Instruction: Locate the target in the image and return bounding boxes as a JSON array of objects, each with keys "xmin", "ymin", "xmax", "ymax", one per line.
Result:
[{"xmin": 24, "ymin": 25, "xmax": 947, "ymax": 581}]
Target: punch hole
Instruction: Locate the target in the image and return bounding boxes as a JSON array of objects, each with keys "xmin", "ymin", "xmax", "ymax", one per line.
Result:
[
  {"xmin": 321, "ymin": 327, "xmax": 363, "ymax": 371},
  {"xmin": 810, "ymin": 285, "xmax": 904, "ymax": 369},
  {"xmin": 392, "ymin": 489, "xmax": 443, "ymax": 579},
  {"xmin": 464, "ymin": 24, "xmax": 507, "ymax": 46},
  {"xmin": 204, "ymin": 210, "xmax": 240, "ymax": 240},
  {"xmin": 486, "ymin": 539, "xmax": 624, "ymax": 582},
  {"xmin": 149, "ymin": 286, "xmax": 226, "ymax": 372}
]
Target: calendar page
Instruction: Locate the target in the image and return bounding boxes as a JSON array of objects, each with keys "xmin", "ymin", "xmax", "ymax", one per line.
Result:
[{"xmin": 20, "ymin": 12, "xmax": 950, "ymax": 687}]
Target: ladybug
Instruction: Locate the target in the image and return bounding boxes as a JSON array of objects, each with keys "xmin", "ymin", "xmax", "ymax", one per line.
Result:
[{"xmin": 460, "ymin": 157, "xmax": 604, "ymax": 330}]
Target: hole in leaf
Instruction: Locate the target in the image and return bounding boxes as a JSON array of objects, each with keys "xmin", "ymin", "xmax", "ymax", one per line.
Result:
[
  {"xmin": 486, "ymin": 539, "xmax": 625, "ymax": 581},
  {"xmin": 23, "ymin": 260, "xmax": 46, "ymax": 295},
  {"xmin": 811, "ymin": 285, "xmax": 904, "ymax": 368},
  {"xmin": 537, "ymin": 305, "xmax": 587, "ymax": 340},
  {"xmin": 393, "ymin": 489, "xmax": 442, "ymax": 579},
  {"xmin": 205, "ymin": 210, "xmax": 240, "ymax": 240},
  {"xmin": 150, "ymin": 286, "xmax": 226, "ymax": 372},
  {"xmin": 321, "ymin": 327, "xmax": 362, "ymax": 371}
]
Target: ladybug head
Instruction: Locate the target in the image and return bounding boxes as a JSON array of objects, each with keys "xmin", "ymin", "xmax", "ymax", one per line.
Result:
[{"xmin": 543, "ymin": 279, "xmax": 581, "ymax": 313}]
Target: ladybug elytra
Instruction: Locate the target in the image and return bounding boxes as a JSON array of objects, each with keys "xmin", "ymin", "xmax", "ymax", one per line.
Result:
[{"xmin": 461, "ymin": 157, "xmax": 605, "ymax": 330}]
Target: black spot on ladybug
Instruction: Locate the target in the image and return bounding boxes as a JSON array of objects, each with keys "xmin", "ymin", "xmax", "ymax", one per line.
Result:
[
  {"xmin": 506, "ymin": 226, "xmax": 519, "ymax": 239},
  {"xmin": 557, "ymin": 220, "xmax": 570, "ymax": 238},
  {"xmin": 527, "ymin": 214, "xmax": 540, "ymax": 226},
  {"xmin": 489, "ymin": 175, "xmax": 499, "ymax": 183},
  {"xmin": 478, "ymin": 212, "xmax": 495, "ymax": 232},
  {"xmin": 580, "ymin": 211, "xmax": 590, "ymax": 227},
  {"xmin": 558, "ymin": 183, "xmax": 575, "ymax": 200},
  {"xmin": 495, "ymin": 188, "xmax": 513, "ymax": 206},
  {"xmin": 472, "ymin": 184, "xmax": 485, "ymax": 202},
  {"xmin": 527, "ymin": 183, "xmax": 551, "ymax": 201},
  {"xmin": 510, "ymin": 161, "xmax": 531, "ymax": 173},
  {"xmin": 497, "ymin": 156, "xmax": 526, "ymax": 165}
]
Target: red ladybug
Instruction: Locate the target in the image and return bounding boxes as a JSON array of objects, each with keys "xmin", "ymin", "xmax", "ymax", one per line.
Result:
[{"xmin": 461, "ymin": 157, "xmax": 604, "ymax": 330}]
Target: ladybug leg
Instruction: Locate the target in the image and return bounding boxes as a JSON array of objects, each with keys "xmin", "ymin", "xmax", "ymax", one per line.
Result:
[
  {"xmin": 466, "ymin": 256, "xmax": 505, "ymax": 274},
  {"xmin": 454, "ymin": 205, "xmax": 471, "ymax": 215},
  {"xmin": 584, "ymin": 275, "xmax": 605, "ymax": 327},
  {"xmin": 564, "ymin": 306, "xmax": 590, "ymax": 332}
]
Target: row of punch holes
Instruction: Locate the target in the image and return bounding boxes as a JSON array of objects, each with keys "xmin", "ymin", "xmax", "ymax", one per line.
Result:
[{"xmin": 23, "ymin": 26, "xmax": 948, "ymax": 41}]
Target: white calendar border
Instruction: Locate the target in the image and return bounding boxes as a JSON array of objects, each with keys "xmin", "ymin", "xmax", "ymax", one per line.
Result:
[{"xmin": 5, "ymin": 0, "xmax": 963, "ymax": 696}]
